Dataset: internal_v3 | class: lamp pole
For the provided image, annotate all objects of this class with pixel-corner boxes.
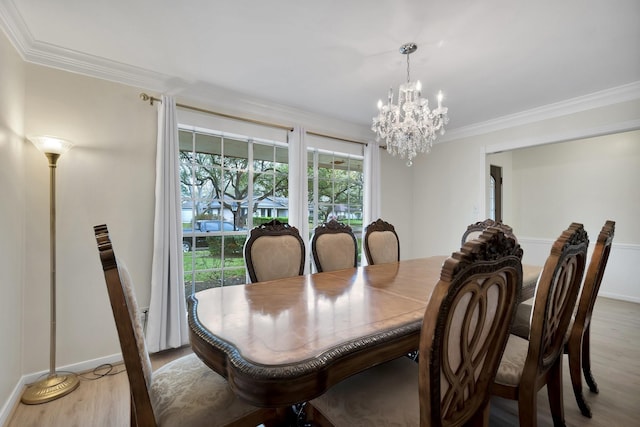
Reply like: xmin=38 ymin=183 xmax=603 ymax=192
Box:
xmin=21 ymin=137 xmax=79 ymax=405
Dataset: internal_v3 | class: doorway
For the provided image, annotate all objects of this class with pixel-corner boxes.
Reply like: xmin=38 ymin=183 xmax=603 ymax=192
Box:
xmin=490 ymin=165 xmax=503 ymax=222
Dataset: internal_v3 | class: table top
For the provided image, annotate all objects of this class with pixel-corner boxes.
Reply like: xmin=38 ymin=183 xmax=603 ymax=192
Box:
xmin=188 ymin=256 xmax=447 ymax=407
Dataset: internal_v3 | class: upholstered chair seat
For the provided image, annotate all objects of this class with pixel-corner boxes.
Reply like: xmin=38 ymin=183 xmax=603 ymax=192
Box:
xmin=150 ymin=353 xmax=260 ymax=426
xmin=308 ymin=357 xmax=421 ymax=426
xmin=511 ymin=296 xmax=535 ymax=339
xmin=521 ymin=264 xmax=542 ymax=301
xmin=494 ymin=334 xmax=533 ymax=386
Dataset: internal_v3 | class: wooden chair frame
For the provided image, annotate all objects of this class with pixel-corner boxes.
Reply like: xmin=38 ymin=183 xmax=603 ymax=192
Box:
xmin=363 ymin=218 xmax=400 ymax=265
xmin=311 ymin=219 xmax=358 ymax=272
xmin=423 ymin=228 xmax=523 ymax=426
xmin=461 ymin=219 xmax=517 ymax=247
xmin=94 ymin=224 xmax=282 ymax=427
xmin=243 ymin=219 xmax=305 ymax=283
xmin=492 ymin=222 xmax=589 ymax=427
xmin=567 ymin=220 xmax=615 ymax=417
xmin=95 ymin=225 xmax=157 ymax=426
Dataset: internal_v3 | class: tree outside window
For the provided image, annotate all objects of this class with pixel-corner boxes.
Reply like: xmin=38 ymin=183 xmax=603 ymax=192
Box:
xmin=179 ymin=129 xmax=288 ymax=295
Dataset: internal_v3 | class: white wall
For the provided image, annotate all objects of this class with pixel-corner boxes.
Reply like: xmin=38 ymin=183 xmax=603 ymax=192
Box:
xmin=22 ymin=64 xmax=159 ymax=373
xmin=489 ymin=130 xmax=640 ymax=301
xmin=410 ymin=137 xmax=488 ymax=258
xmin=379 ymin=151 xmax=413 ymax=260
xmin=411 ymin=101 xmax=640 ymax=301
xmin=510 ymin=131 xmax=640 ymax=242
xmin=0 ymin=30 xmax=25 ymax=422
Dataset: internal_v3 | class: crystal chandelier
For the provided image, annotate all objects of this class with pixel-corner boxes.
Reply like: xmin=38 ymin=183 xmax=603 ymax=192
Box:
xmin=372 ymin=42 xmax=449 ymax=166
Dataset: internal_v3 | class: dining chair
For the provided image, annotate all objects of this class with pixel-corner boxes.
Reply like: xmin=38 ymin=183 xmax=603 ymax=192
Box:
xmin=511 ymin=220 xmax=615 ymax=418
xmin=491 ymin=222 xmax=589 ymax=427
xmin=462 ymin=219 xmax=539 ymax=303
xmin=461 ymin=218 xmax=517 ymax=246
xmin=243 ymin=219 xmax=306 ymax=283
xmin=306 ymin=227 xmax=523 ymax=426
xmin=94 ymin=224 xmax=283 ymax=427
xmin=311 ymin=219 xmax=358 ymax=272
xmin=363 ymin=218 xmax=400 ymax=265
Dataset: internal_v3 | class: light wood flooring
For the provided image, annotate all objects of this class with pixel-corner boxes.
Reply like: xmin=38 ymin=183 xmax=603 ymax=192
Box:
xmin=6 ymin=297 xmax=640 ymax=427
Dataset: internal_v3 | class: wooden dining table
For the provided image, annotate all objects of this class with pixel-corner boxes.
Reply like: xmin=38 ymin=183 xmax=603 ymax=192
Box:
xmin=187 ymin=256 xmax=449 ymax=407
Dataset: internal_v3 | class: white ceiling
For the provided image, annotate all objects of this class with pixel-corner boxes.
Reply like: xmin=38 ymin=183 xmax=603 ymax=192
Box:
xmin=1 ymin=0 xmax=639 ymax=131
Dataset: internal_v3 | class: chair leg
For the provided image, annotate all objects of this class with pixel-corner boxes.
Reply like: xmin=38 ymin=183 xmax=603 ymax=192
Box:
xmin=305 ymin=402 xmax=335 ymax=427
xmin=547 ymin=358 xmax=567 ymax=427
xmin=568 ymin=332 xmax=592 ymax=418
xmin=517 ymin=387 xmax=538 ymax=427
xmin=582 ymin=325 xmax=599 ymax=394
xmin=130 ymin=395 xmax=138 ymax=427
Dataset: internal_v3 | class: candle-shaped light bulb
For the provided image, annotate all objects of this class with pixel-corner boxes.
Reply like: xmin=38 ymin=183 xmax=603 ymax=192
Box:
xmin=377 ymin=99 xmax=383 ymax=110
xmin=437 ymin=91 xmax=443 ymax=109
xmin=416 ymin=80 xmax=422 ymax=93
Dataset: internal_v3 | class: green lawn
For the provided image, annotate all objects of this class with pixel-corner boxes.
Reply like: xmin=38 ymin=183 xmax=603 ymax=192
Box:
xmin=183 ymin=250 xmax=246 ymax=295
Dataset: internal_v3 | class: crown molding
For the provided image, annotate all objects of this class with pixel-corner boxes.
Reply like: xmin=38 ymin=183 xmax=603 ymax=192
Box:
xmin=484 ymin=118 xmax=640 ymax=154
xmin=0 ymin=0 xmax=170 ymax=90
xmin=440 ymin=81 xmax=640 ymax=142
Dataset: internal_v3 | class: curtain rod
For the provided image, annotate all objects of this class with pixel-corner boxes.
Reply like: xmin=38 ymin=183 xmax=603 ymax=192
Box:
xmin=139 ymin=93 xmax=294 ymax=132
xmin=305 ymin=130 xmax=368 ymax=146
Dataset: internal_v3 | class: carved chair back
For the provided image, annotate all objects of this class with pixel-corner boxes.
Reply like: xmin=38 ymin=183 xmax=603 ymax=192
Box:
xmin=420 ymin=228 xmax=523 ymax=425
xmin=566 ymin=220 xmax=615 ymax=416
xmin=363 ymin=218 xmax=400 ymax=265
xmin=244 ymin=219 xmax=306 ymax=283
xmin=570 ymin=220 xmax=614 ymax=347
xmin=311 ymin=219 xmax=358 ymax=272
xmin=461 ymin=219 xmax=517 ymax=247
xmin=491 ymin=223 xmax=589 ymax=427
xmin=528 ymin=223 xmax=588 ymax=375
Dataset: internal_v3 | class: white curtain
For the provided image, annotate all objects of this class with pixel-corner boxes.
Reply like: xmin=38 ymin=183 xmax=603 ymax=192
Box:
xmin=362 ymin=141 xmax=382 ymax=265
xmin=146 ymin=95 xmax=189 ymax=352
xmin=288 ymin=126 xmax=310 ymax=274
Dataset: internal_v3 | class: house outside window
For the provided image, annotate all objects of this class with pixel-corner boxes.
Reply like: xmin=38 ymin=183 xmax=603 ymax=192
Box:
xmin=179 ymin=128 xmax=288 ymax=295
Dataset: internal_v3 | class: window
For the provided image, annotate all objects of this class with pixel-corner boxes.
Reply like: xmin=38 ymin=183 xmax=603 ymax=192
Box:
xmin=179 ymin=128 xmax=288 ymax=295
xmin=308 ymin=149 xmax=364 ymax=268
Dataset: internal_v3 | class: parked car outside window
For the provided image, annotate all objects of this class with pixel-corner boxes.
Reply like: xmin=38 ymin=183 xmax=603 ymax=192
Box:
xmin=182 ymin=220 xmax=245 ymax=252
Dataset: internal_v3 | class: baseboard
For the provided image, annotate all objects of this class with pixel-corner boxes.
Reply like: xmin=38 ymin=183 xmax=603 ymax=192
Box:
xmin=599 ymin=292 xmax=640 ymax=304
xmin=518 ymin=237 xmax=640 ymax=303
xmin=0 ymin=379 xmax=24 ymax=427
xmin=0 ymin=352 xmax=123 ymax=426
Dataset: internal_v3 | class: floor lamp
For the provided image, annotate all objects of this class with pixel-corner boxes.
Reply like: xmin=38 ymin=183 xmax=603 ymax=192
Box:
xmin=21 ymin=136 xmax=80 ymax=405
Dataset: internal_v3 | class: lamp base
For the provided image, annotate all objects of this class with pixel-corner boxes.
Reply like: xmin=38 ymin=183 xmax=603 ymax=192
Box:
xmin=21 ymin=372 xmax=80 ymax=405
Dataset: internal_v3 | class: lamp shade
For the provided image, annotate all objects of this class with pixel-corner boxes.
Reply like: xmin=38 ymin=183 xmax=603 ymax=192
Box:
xmin=28 ymin=136 xmax=74 ymax=155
